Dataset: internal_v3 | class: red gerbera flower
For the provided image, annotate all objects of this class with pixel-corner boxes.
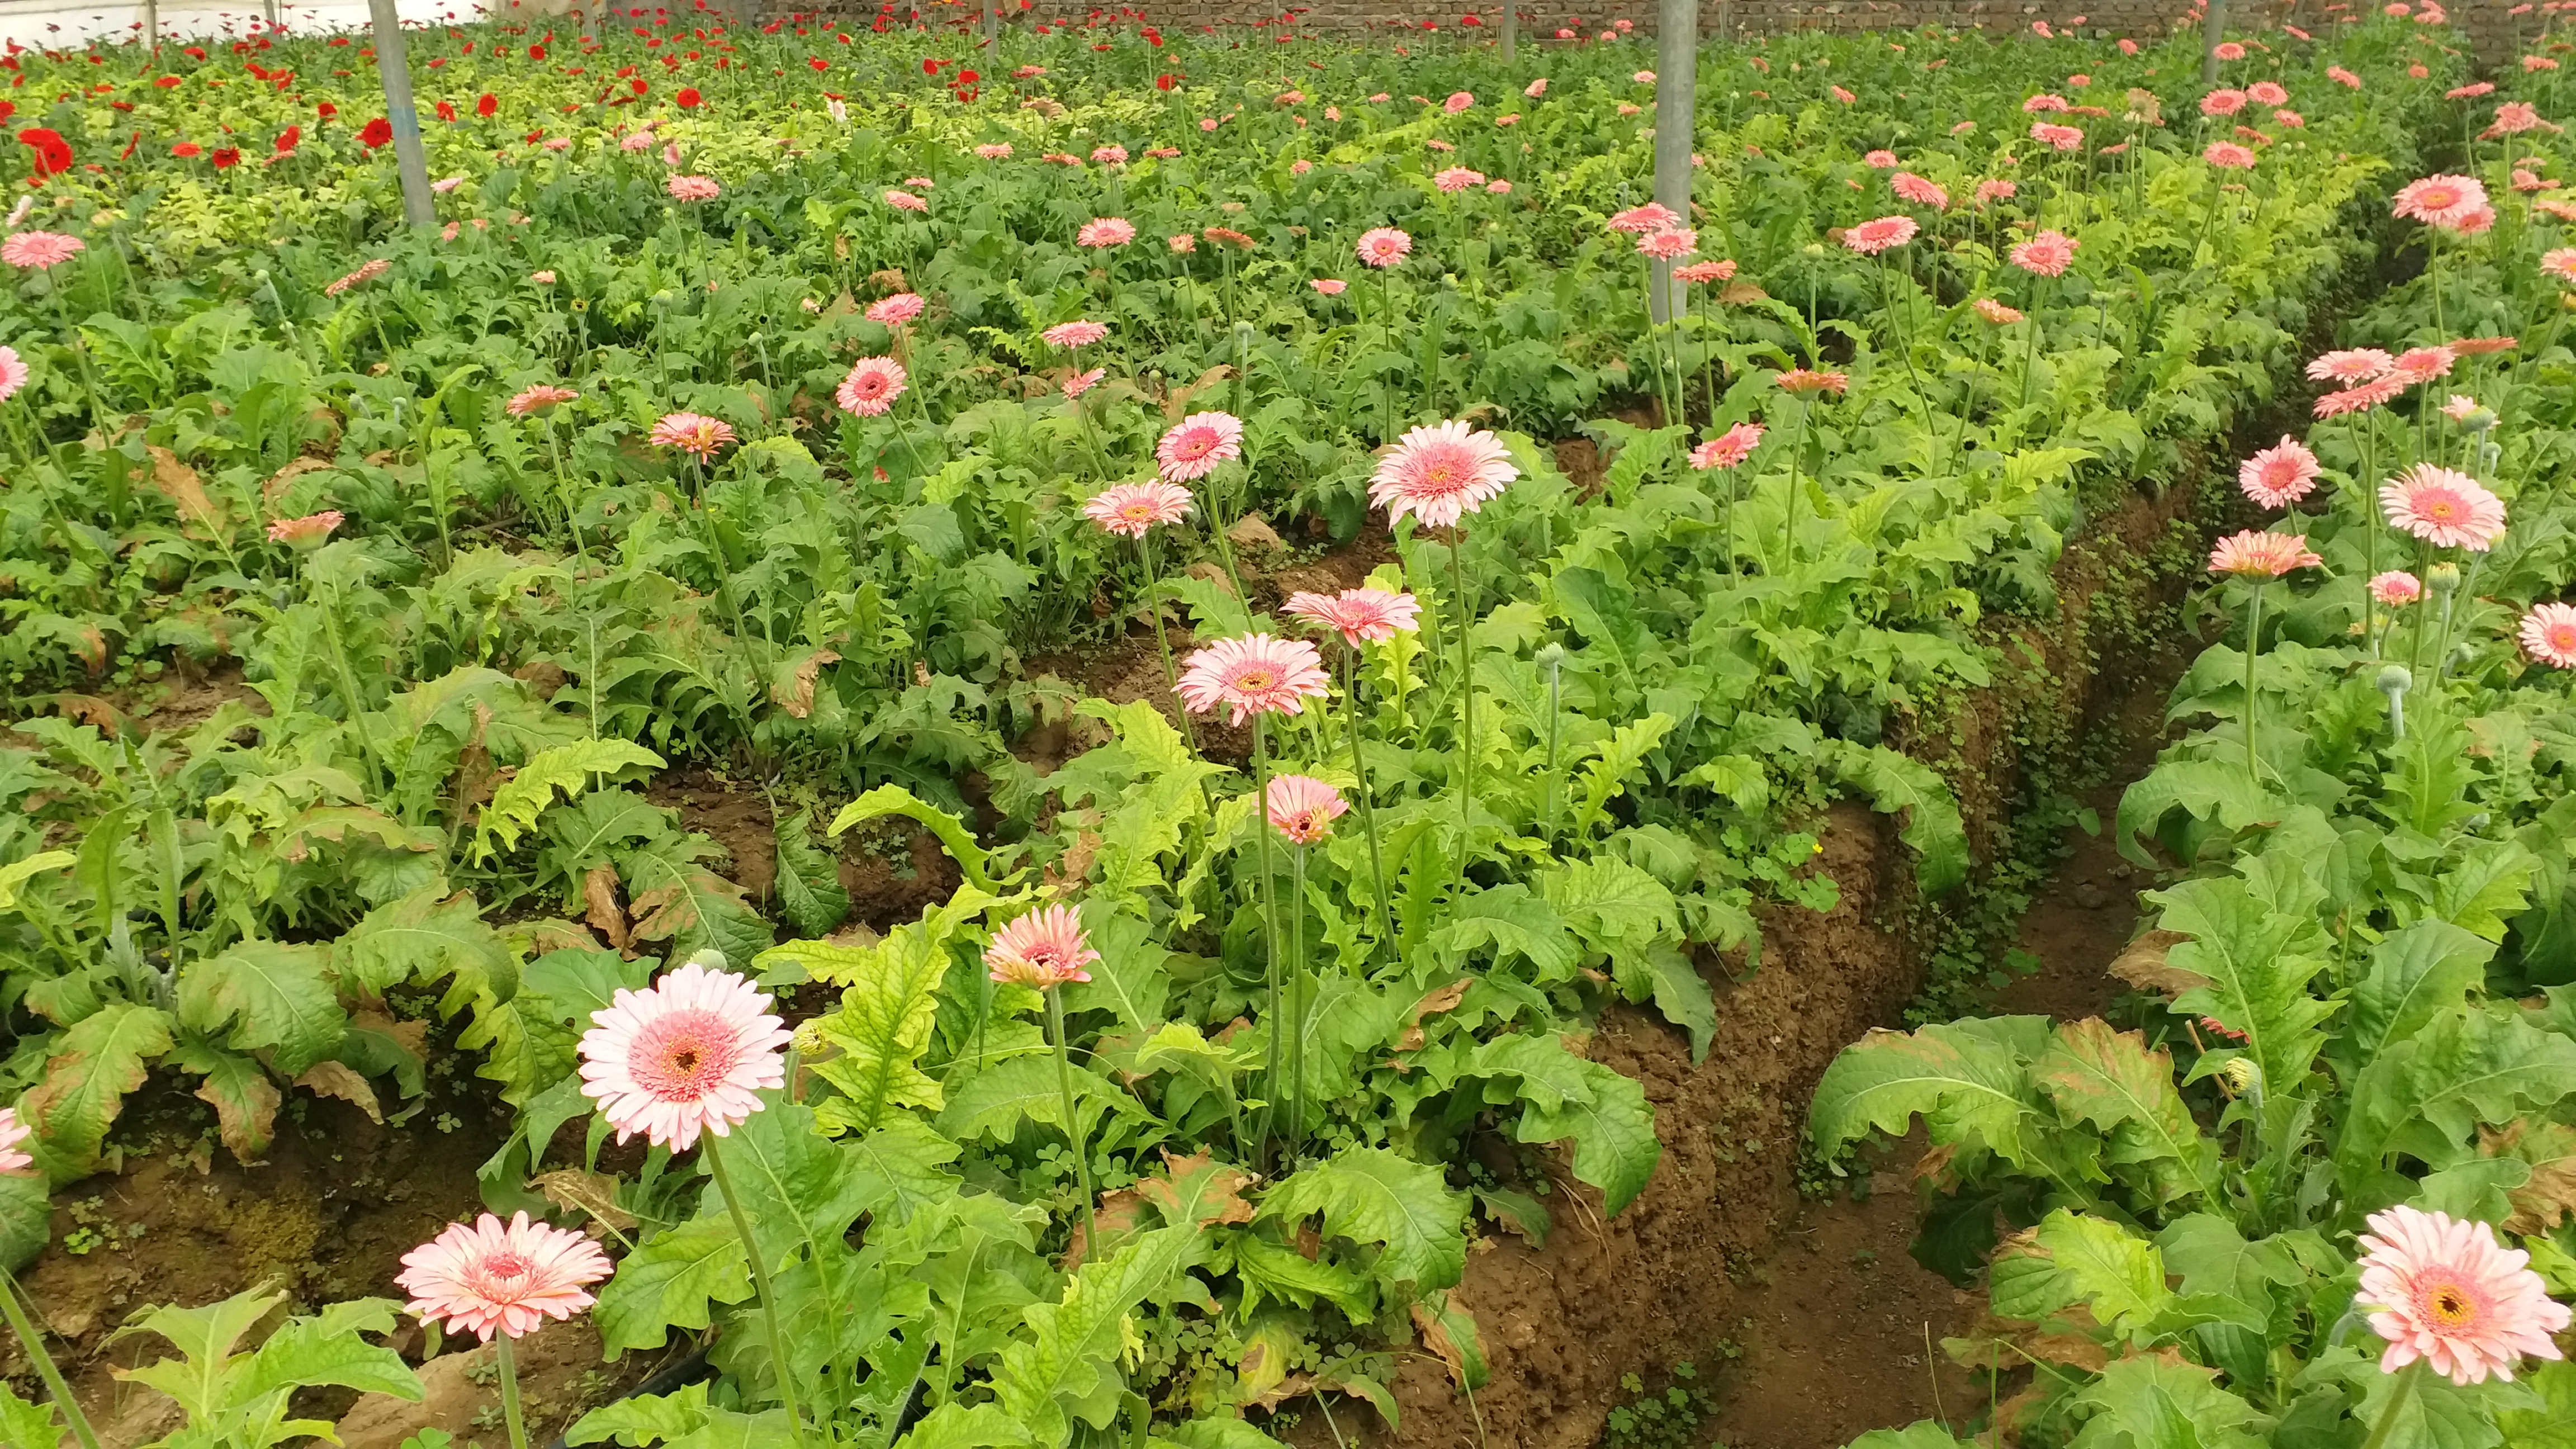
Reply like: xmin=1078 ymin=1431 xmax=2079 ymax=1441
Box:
xmin=477 ymin=92 xmax=498 ymax=116
xmin=359 ymin=116 xmax=394 ymax=149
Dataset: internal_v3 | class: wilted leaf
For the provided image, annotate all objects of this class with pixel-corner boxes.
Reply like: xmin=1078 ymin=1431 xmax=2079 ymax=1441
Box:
xmin=2106 ymin=930 xmax=2201 ymax=997
xmin=533 ymin=1169 xmax=637 ymax=1232
xmin=293 ymin=1061 xmax=381 ymax=1123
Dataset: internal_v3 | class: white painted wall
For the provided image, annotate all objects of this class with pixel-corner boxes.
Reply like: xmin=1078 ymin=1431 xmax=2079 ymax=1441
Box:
xmin=0 ymin=0 xmax=480 ymax=49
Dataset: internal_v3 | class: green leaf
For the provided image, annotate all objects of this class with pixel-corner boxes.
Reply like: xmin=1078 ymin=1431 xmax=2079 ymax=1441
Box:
xmin=1261 ymin=1147 xmax=1470 ymax=1295
xmin=994 ymin=1224 xmax=1209 ymax=1443
xmin=2341 ymin=1007 xmax=2576 ymax=1187
xmin=22 ymin=1002 xmax=177 ymax=1177
xmin=2032 ymin=1018 xmax=2219 ymax=1207
xmin=113 ymin=1287 xmax=288 ymax=1421
xmin=846 ymin=1112 xmax=965 ymax=1218
xmin=177 ymin=940 xmax=344 ymax=1077
xmin=1811 ymin=1017 xmax=2053 ymax=1173
xmin=472 ymin=738 xmax=665 ymax=865
xmin=0 ymin=1171 xmax=49 ymax=1270
xmin=2153 ymin=1214 xmax=2302 ymax=1313
xmin=2071 ymin=1352 xmax=2261 ymax=1448
xmin=1568 ymin=713 xmax=1676 ymax=838
xmin=1432 ymin=884 xmax=1579 ymax=983
xmin=827 ymin=784 xmax=997 ymax=892
xmin=622 ymin=842 xmax=774 ymax=969
xmin=1829 ymin=742 xmax=1968 ymax=894
xmin=0 ymin=849 xmax=73 ymax=913
xmin=1410 ymin=1287 xmax=1488 ymax=1389
xmin=0 ymin=1382 xmax=70 ymax=1449
xmin=335 ymin=887 xmax=519 ymax=1016
xmin=2497 ymin=1357 xmax=2576 ymax=1446
xmin=1233 ymin=1234 xmax=1375 ymax=1319
xmin=173 ymin=1040 xmax=281 ymax=1162
xmin=1059 ymin=904 xmax=1169 ymax=1036
xmin=770 ymin=809 xmax=850 ymax=939
xmin=1497 ymin=1044 xmax=1661 ymax=1215
xmin=2346 ymin=921 xmax=2494 ymax=1065
xmin=765 ymin=884 xmax=995 ymax=1135
xmin=2035 ymin=1210 xmax=2171 ymax=1342
xmin=1849 ymin=1428 xmax=1976 ymax=1449
xmin=591 ymin=1218 xmax=752 ymax=1354
xmin=939 ymin=1053 xmax=1124 ymax=1144
xmin=2150 ymin=874 xmax=2337 ymax=1097
xmin=240 ymin=1298 xmax=422 ymax=1404
xmin=2432 ymin=840 xmax=2537 ymax=945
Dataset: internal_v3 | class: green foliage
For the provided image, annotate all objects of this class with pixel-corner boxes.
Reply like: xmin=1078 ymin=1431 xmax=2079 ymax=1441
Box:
xmin=111 ymin=1289 xmax=423 ymax=1449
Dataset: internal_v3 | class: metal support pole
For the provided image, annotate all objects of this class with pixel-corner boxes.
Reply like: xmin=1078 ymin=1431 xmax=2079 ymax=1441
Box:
xmin=367 ymin=0 xmax=437 ymax=228
xmin=984 ymin=1 xmax=998 ymax=48
xmin=263 ymin=0 xmax=279 ymax=32
xmin=2200 ymin=0 xmax=2227 ymax=84
xmin=143 ymin=0 xmax=157 ymax=67
xmin=1649 ymin=0 xmax=1697 ymax=324
xmin=1499 ymin=2 xmax=1514 ymax=62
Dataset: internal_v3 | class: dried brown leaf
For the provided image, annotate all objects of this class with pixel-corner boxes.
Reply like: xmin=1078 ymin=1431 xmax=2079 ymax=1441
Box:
xmin=532 ymin=1169 xmax=637 ymax=1231
xmin=2108 ymin=929 xmax=2204 ymax=997
xmin=293 ymin=1061 xmax=382 ymax=1123
xmin=584 ymin=865 xmax=629 ymax=952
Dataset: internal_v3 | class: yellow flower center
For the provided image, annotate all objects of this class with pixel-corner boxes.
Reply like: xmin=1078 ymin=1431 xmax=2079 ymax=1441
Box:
xmin=1237 ymin=668 xmax=1275 ymax=691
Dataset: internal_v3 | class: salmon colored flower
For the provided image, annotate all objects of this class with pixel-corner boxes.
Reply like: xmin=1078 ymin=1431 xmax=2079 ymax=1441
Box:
xmin=2383 ymin=464 xmax=2507 ymax=550
xmin=2204 ymin=141 xmax=2258 ymax=169
xmin=1063 ymin=368 xmax=1106 ymax=400
xmin=836 ymin=357 xmax=908 ymax=418
xmin=1312 ymin=278 xmax=1348 ymax=294
xmin=1690 ymin=422 xmax=1765 ymax=469
xmin=507 ymin=384 xmax=579 ymax=416
xmin=397 ymin=1212 xmax=612 ymax=1342
xmin=1444 ymin=89 xmax=1475 ymax=113
xmin=1156 ymin=411 xmax=1245 ymax=482
xmin=866 ymin=292 xmax=925 ymax=327
xmin=1 ymin=231 xmax=83 ymax=269
xmin=1370 ymin=419 xmax=1518 ymax=529
xmin=268 ymin=510 xmax=344 ymax=549
xmin=1672 ymin=259 xmax=1736 ymax=283
xmin=884 ymin=188 xmax=929 ymax=213
xmin=1284 ymin=586 xmax=1420 ymax=645
xmin=2329 ymin=65 xmax=2361 ymax=87
xmin=1169 ymin=233 xmax=1198 ymax=253
xmin=2314 ymin=378 xmax=2405 ymax=418
xmin=1433 ymin=165 xmax=1486 ymax=193
xmin=2248 ymin=80 xmax=2289 ymax=105
xmin=0 ymin=345 xmax=27 ymax=403
xmin=983 ymin=905 xmax=1098 ymax=989
xmin=976 ymin=143 xmax=1013 ymax=159
xmin=1639 ymin=226 xmax=1698 ymax=259
xmin=1892 ymin=172 xmax=1949 ymax=209
xmin=1974 ymin=298 xmax=2025 ymax=325
xmin=1042 ymin=319 xmax=1109 ymax=348
xmin=1175 ymin=633 xmax=1332 ymax=724
xmin=2394 ymin=174 xmax=2490 ymax=229
xmin=1082 ymin=480 xmax=1195 ymax=537
xmin=2522 ymin=602 xmax=2576 ymax=667
xmin=2357 ymin=1205 xmax=2570 ymax=1385
xmin=1777 ymin=368 xmax=1850 ymax=394
xmin=1843 ymin=215 xmax=1917 ymax=253
xmin=649 ymin=411 xmax=737 ymax=459
xmin=1607 ymin=201 xmax=1682 ymax=234
xmin=578 ymin=958 xmax=791 ymax=1151
xmin=2238 ymin=437 xmax=2322 ymax=509
xmin=666 ymin=174 xmax=720 ymax=202
xmin=2010 ymin=229 xmax=2078 ymax=277
xmin=1863 ymin=148 xmax=1899 ymax=168
xmin=2030 ymin=121 xmax=2085 ymax=151
xmin=2372 ymin=571 xmax=2425 ymax=606
xmin=1356 ymin=226 xmax=1413 ymax=267
xmin=2389 ymin=345 xmax=2458 ymax=385
xmin=1265 ymin=774 xmax=1348 ymax=844
xmin=1975 ymin=178 xmax=2019 ymax=207
xmin=2207 ymin=529 xmax=2323 ymax=577
xmin=0 ymin=1107 xmax=29 ymax=1176
xmin=1077 ymin=216 xmax=1136 ymax=247
xmin=2308 ymin=348 xmax=2394 ymax=383
xmin=2201 ymin=87 xmax=2248 ymax=116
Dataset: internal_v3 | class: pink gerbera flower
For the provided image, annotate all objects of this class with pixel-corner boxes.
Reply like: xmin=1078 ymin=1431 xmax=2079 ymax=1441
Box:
xmin=2357 ymin=1205 xmax=2571 ymax=1385
xmin=0 ymin=345 xmax=29 ymax=404
xmin=1369 ymin=419 xmax=1518 ymax=529
xmin=506 ymin=384 xmax=579 ymax=417
xmin=1175 ymin=633 xmax=1332 ymax=724
xmin=1082 ymin=480 xmax=1195 ymax=537
xmin=1156 ymin=411 xmax=1245 ymax=482
xmin=2239 ymin=436 xmax=2322 ymax=509
xmin=2315 ymin=378 xmax=2406 ymax=418
xmin=2010 ymin=229 xmax=2079 ymax=277
xmin=268 ymin=510 xmax=345 ymax=549
xmin=2522 ymin=602 xmax=2576 ymax=667
xmin=1077 ymin=216 xmax=1137 ymax=247
xmin=1842 ymin=215 xmax=1919 ymax=254
xmin=1974 ymin=298 xmax=2025 ymax=325
xmin=0 ymin=231 xmax=84 ymax=269
xmin=650 ymin=412 xmax=736 ymax=460
xmin=1690 ymin=421 xmax=1765 ymax=470
xmin=976 ymin=143 xmax=1014 ymax=159
xmin=2248 ymin=80 xmax=2289 ymax=106
xmin=2393 ymin=174 xmax=2490 ymax=228
xmin=866 ymin=292 xmax=926 ymax=327
xmin=1283 ymin=586 xmax=1421 ymax=645
xmin=2200 ymin=87 xmax=2249 ymax=116
xmin=1433 ymin=166 xmax=1487 ymax=193
xmin=1356 ymin=226 xmax=1413 ymax=267
xmin=665 ymin=174 xmax=721 ymax=202
xmin=2390 ymin=346 xmax=2458 ymax=385
xmin=1863 ymin=148 xmax=1900 ymax=168
xmin=0 ymin=1107 xmax=32 ymax=1176
xmin=982 ymin=905 xmax=1098 ymax=989
xmin=577 ymin=959 xmax=792 ymax=1152
xmin=2208 ymin=529 xmax=2323 ymax=577
xmin=1041 ymin=319 xmax=1110 ymax=348
xmin=1607 ymin=201 xmax=1682 ymax=234
xmin=2382 ymin=463 xmax=2508 ymax=550
xmin=2308 ymin=348 xmax=2395 ymax=383
xmin=1777 ymin=368 xmax=1850 ymax=395
xmin=836 ymin=357 xmax=908 ymax=418
xmin=396 ymin=1212 xmax=612 ymax=1342
xmin=1063 ymin=367 xmax=1106 ymax=400
xmin=1892 ymin=172 xmax=1950 ymax=209
xmin=1672 ymin=259 xmax=1736 ymax=284
xmin=884 ymin=188 xmax=929 ymax=212
xmin=2371 ymin=571 xmax=2425 ymax=606
xmin=1312 ymin=278 xmax=1348 ymax=295
xmin=2030 ymin=121 xmax=2086 ymax=151
xmin=1638 ymin=226 xmax=1698 ymax=259
xmin=1265 ymin=774 xmax=1349 ymax=845
xmin=2204 ymin=141 xmax=2259 ymax=169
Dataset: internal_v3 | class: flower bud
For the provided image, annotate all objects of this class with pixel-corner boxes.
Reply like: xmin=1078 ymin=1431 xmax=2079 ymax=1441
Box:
xmin=2427 ymin=562 xmax=2462 ymax=596
xmin=2220 ymin=1056 xmax=2260 ymax=1095
xmin=2376 ymin=664 xmax=2413 ymax=697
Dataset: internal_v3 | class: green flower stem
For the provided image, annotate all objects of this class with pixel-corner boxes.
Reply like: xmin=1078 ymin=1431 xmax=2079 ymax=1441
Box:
xmin=1251 ymin=713 xmax=1282 ymax=1169
xmin=1287 ymin=842 xmax=1309 ymax=1162
xmin=1138 ymin=532 xmax=1195 ymax=751
xmin=2243 ymin=580 xmax=2266 ymax=788
xmin=702 ymin=1132 xmax=808 ymax=1449
xmin=495 ymin=1331 xmax=530 ymax=1449
xmin=2361 ymin=410 xmax=2381 ymax=655
xmin=1045 ymin=987 xmax=1098 ymax=1256
xmin=2357 ymin=1361 xmax=2422 ymax=1449
xmin=1341 ymin=649 xmax=1395 ymax=947
xmin=46 ymin=273 xmax=107 ymax=429
xmin=1781 ymin=398 xmax=1816 ymax=568
xmin=0 ymin=1268 xmax=102 ymax=1449
xmin=545 ymin=419 xmax=586 ymax=567
xmin=1447 ymin=533 xmax=1476 ymax=897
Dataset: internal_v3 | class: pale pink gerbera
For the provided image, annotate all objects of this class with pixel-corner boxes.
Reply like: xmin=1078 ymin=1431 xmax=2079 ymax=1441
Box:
xmin=0 ymin=345 xmax=28 ymax=404
xmin=2010 ymin=229 xmax=2079 ymax=277
xmin=1175 ymin=633 xmax=1332 ymax=725
xmin=1077 ymin=216 xmax=1137 ymax=248
xmin=1638 ymin=226 xmax=1697 ymax=259
xmin=1063 ymin=368 xmax=1106 ymax=400
xmin=1356 ymin=227 xmax=1413 ymax=267
xmin=1445 ymin=89 xmax=1475 ymax=113
xmin=2208 ymin=529 xmax=2323 ymax=577
xmin=1041 ymin=319 xmax=1110 ymax=348
xmin=982 ymin=905 xmax=1098 ymax=989
xmin=2371 ymin=571 xmax=2425 ymax=606
xmin=2393 ymin=174 xmax=2490 ymax=228
xmin=2390 ymin=346 xmax=2458 ymax=386
xmin=2248 ymin=80 xmax=2289 ymax=106
xmin=2522 ymin=602 xmax=2576 ymax=667
xmin=324 ymin=259 xmax=391 ymax=297
xmin=267 ymin=510 xmax=345 ymax=549
xmin=2357 ymin=1205 xmax=2571 ymax=1385
xmin=1777 ymin=368 xmax=1851 ymax=395
xmin=1169 ymin=234 xmax=1199 ymax=253
xmin=866 ymin=292 xmax=926 ymax=327
xmin=1082 ymin=480 xmax=1195 ymax=537
xmin=2442 ymin=394 xmax=2481 ymax=423
xmin=1974 ymin=298 xmax=2026 ymax=325
xmin=2030 ymin=121 xmax=2086 ymax=151
xmin=1284 ymin=586 xmax=1421 ymax=646
xmin=2200 ymin=87 xmax=2249 ymax=116
xmin=1892 ymin=172 xmax=1950 ymax=209
xmin=577 ymin=959 xmax=792 ymax=1152
xmin=2382 ymin=464 xmax=2508 ymax=551
xmin=1843 ymin=215 xmax=1919 ymax=254
xmin=2204 ymin=141 xmax=2259 ymax=169
xmin=1265 ymin=774 xmax=1349 ymax=845
xmin=1433 ymin=165 xmax=1487 ymax=193
xmin=975 ymin=143 xmax=1014 ymax=160
xmin=1672 ymin=259 xmax=1736 ymax=285
xmin=649 ymin=411 xmax=737 ymax=460
xmin=1607 ymin=201 xmax=1682 ymax=234
xmin=396 ymin=1212 xmax=612 ymax=1342
xmin=1974 ymin=179 xmax=2020 ymax=207
xmin=1690 ymin=421 xmax=1765 ymax=470
xmin=665 ymin=174 xmax=721 ymax=202
xmin=2307 ymin=348 xmax=2395 ymax=383
xmin=837 ymin=357 xmax=908 ymax=418
xmin=1156 ymin=411 xmax=1245 ymax=482
xmin=1092 ymin=144 xmax=1129 ymax=166
xmin=2239 ymin=436 xmax=2322 ymax=509
xmin=506 ymin=384 xmax=579 ymax=417
xmin=1370 ymin=419 xmax=1518 ymax=530
xmin=0 ymin=1106 xmax=32 ymax=1175
xmin=1312 ymin=278 xmax=1348 ymax=295
xmin=2315 ymin=378 xmax=2407 ymax=418
xmin=884 ymin=189 xmax=929 ymax=214
xmin=0 ymin=231 xmax=84 ymax=269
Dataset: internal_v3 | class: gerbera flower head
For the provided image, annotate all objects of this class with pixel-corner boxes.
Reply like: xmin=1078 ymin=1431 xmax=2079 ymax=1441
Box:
xmin=2371 ymin=570 xmax=2425 ymax=606
xmin=866 ymin=292 xmax=926 ymax=327
xmin=0 ymin=1107 xmax=28 ymax=1176
xmin=2382 ymin=463 xmax=2507 ymax=550
xmin=982 ymin=904 xmax=1098 ymax=989
xmin=976 ymin=143 xmax=1014 ymax=159
xmin=1042 ymin=319 xmax=1110 ymax=348
xmin=2522 ymin=602 xmax=2576 ymax=668
xmin=1689 ymin=421 xmax=1765 ymax=470
xmin=1356 ymin=226 xmax=1413 ymax=267
xmin=267 ymin=510 xmax=344 ymax=549
xmin=883 ymin=188 xmax=929 ymax=212
xmin=1863 ymin=148 xmax=1900 ymax=167
xmin=1265 ymin=774 xmax=1349 ymax=845
xmin=397 ymin=1212 xmax=612 ymax=1342
xmin=2357 ymin=1205 xmax=2572 ymax=1385
xmin=2454 ymin=335 xmax=2520 ymax=357
xmin=2010 ymin=229 xmax=2079 ymax=277
xmin=1777 ymin=368 xmax=1851 ymax=395
xmin=665 ymin=174 xmax=721 ymax=202
xmin=1077 ymin=216 xmax=1137 ymax=247
xmin=1283 ymin=586 xmax=1422 ymax=646
xmin=2315 ymin=378 xmax=2406 ymax=418
xmin=1607 ymin=201 xmax=1682 ymax=234
xmin=1433 ymin=165 xmax=1486 ymax=193
xmin=1892 ymin=172 xmax=1949 ymax=209
xmin=648 ymin=411 xmax=737 ymax=460
xmin=1671 ymin=259 xmax=1736 ymax=284
xmin=1174 ymin=633 xmax=1332 ymax=724
xmin=577 ymin=958 xmax=792 ymax=1151
xmin=1975 ymin=178 xmax=2019 ymax=207
xmin=836 ymin=357 xmax=908 ymax=418
xmin=2393 ymin=173 xmax=2491 ymax=228
xmin=2030 ymin=121 xmax=2086 ymax=151
xmin=2238 ymin=436 xmax=2322 ymax=509
xmin=1312 ymin=277 xmax=1349 ymax=295
xmin=2248 ymin=80 xmax=2289 ymax=105
xmin=2200 ymin=87 xmax=2249 ymax=116
xmin=507 ymin=384 xmax=579 ymax=417
xmin=1082 ymin=480 xmax=1195 ymax=538
xmin=0 ymin=231 xmax=83 ymax=269
xmin=1974 ymin=297 xmax=2025 ymax=325
xmin=0 ymin=345 xmax=29 ymax=404
xmin=2308 ymin=348 xmax=2395 ymax=383
xmin=2390 ymin=345 xmax=2459 ymax=385
xmin=2207 ymin=529 xmax=2323 ymax=577
xmin=1155 ymin=411 xmax=1246 ymax=483
xmin=2329 ymin=65 xmax=2362 ymax=88
xmin=2204 ymin=141 xmax=2259 ymax=169
xmin=1842 ymin=215 xmax=1919 ymax=254
xmin=1063 ymin=367 xmax=1107 ymax=400
xmin=1639 ymin=226 xmax=1698 ymax=259
xmin=1368 ymin=419 xmax=1518 ymax=529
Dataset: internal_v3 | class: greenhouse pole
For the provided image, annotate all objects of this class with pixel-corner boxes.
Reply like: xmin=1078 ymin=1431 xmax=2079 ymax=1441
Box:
xmin=1649 ymin=0 xmax=1697 ymax=324
xmin=2200 ymin=0 xmax=2226 ymax=84
xmin=1499 ymin=2 xmax=1514 ymax=62
xmin=367 ymin=0 xmax=438 ymax=228
xmin=985 ymin=1 xmax=999 ymax=48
